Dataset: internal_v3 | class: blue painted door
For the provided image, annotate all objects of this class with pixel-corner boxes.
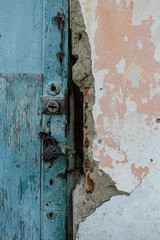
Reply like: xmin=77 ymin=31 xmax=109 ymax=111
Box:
xmin=0 ymin=0 xmax=70 ymax=239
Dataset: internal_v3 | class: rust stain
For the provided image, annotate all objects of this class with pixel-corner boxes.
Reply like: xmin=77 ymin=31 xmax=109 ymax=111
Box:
xmin=84 ymin=156 xmax=92 ymax=172
xmin=86 ymin=173 xmax=94 ymax=193
xmin=57 ymin=172 xmax=67 ymax=179
xmin=84 ymin=87 xmax=90 ymax=104
xmin=54 ymin=12 xmax=65 ymax=65
xmin=54 ymin=12 xmax=65 ymax=31
xmin=56 ymin=44 xmax=65 ymax=65
xmin=84 ymin=132 xmax=89 ymax=148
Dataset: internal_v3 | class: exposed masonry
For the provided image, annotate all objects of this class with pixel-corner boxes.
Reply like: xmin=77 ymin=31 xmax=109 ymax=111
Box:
xmin=71 ymin=0 xmax=128 ymax=236
xmin=71 ymin=0 xmax=160 ymax=239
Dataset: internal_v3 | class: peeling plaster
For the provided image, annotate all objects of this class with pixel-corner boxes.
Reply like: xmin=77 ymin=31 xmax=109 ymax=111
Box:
xmin=115 ymin=57 xmax=126 ymax=76
xmin=72 ymin=0 xmax=160 ymax=239
xmin=116 ymin=0 xmax=122 ymax=5
xmin=127 ymin=66 xmax=140 ymax=88
xmin=77 ymin=171 xmax=160 ymax=240
xmin=137 ymin=40 xmax=143 ymax=50
xmin=80 ymin=0 xmax=160 ymax=193
xmin=71 ymin=0 xmax=119 ymax=237
xmin=132 ymin=0 xmax=160 ymax=62
xmin=73 ymin=165 xmax=118 ymax=236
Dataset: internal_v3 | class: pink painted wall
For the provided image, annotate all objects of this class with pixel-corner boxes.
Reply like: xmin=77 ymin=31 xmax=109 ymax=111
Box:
xmin=80 ymin=0 xmax=160 ymax=192
xmin=77 ymin=0 xmax=160 ymax=239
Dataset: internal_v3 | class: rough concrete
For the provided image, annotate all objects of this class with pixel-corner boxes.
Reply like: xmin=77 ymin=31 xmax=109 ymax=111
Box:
xmin=73 ymin=165 xmax=118 ymax=235
xmin=71 ymin=0 xmax=121 ymax=236
xmin=77 ymin=170 xmax=160 ymax=240
xmin=71 ymin=0 xmax=93 ymax=91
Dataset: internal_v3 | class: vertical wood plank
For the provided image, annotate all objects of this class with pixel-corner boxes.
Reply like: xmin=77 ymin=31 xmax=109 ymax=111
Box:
xmin=0 ymin=1 xmax=43 ymax=239
xmin=0 ymin=73 xmax=42 ymax=239
xmin=42 ymin=0 xmax=69 ymax=239
xmin=0 ymin=0 xmax=70 ymax=238
xmin=0 ymin=0 xmax=42 ymax=73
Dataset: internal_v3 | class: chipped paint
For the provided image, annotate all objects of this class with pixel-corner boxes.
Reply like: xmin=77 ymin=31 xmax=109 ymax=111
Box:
xmin=79 ymin=0 xmax=160 ymax=193
xmin=77 ymin=171 xmax=160 ymax=240
xmin=71 ymin=1 xmax=118 ymax=237
xmin=73 ymin=0 xmax=160 ymax=238
xmin=0 ymin=0 xmax=70 ymax=238
xmin=115 ymin=57 xmax=126 ymax=76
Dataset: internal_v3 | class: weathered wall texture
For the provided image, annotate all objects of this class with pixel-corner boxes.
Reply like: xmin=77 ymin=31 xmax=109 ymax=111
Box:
xmin=71 ymin=0 xmax=120 ymax=235
xmin=72 ymin=0 xmax=160 ymax=239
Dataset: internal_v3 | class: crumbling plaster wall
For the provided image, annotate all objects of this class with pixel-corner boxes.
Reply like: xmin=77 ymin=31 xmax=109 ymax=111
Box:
xmin=71 ymin=0 xmax=160 ymax=239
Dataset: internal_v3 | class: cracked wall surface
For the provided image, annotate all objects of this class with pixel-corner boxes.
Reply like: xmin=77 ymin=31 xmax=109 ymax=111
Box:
xmin=71 ymin=0 xmax=120 ymax=236
xmin=71 ymin=0 xmax=160 ymax=239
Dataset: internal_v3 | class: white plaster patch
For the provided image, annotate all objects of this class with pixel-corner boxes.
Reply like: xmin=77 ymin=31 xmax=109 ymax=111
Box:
xmin=137 ymin=40 xmax=143 ymax=50
xmin=154 ymin=72 xmax=160 ymax=83
xmin=125 ymin=0 xmax=131 ymax=8
xmin=124 ymin=35 xmax=128 ymax=42
xmin=141 ymin=78 xmax=147 ymax=84
xmin=93 ymin=69 xmax=109 ymax=121
xmin=141 ymin=98 xmax=148 ymax=104
xmin=127 ymin=66 xmax=140 ymax=88
xmin=93 ymin=111 xmax=160 ymax=192
xmin=126 ymin=97 xmax=137 ymax=112
xmin=77 ymin=171 xmax=160 ymax=240
xmin=132 ymin=0 xmax=160 ymax=62
xmin=114 ymin=87 xmax=123 ymax=104
xmin=115 ymin=57 xmax=126 ymax=75
xmin=116 ymin=0 xmax=121 ymax=5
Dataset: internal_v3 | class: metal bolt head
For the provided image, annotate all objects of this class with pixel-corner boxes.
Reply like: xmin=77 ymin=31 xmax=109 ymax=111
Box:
xmin=47 ymin=101 xmax=59 ymax=113
xmin=47 ymin=82 xmax=60 ymax=96
xmin=47 ymin=211 xmax=55 ymax=219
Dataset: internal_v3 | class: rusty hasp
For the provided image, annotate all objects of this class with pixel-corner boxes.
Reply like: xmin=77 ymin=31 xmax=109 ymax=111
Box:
xmin=39 ymin=132 xmax=63 ymax=164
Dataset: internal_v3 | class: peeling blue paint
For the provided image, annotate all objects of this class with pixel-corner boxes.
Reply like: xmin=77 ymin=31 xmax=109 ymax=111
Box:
xmin=42 ymin=0 xmax=69 ymax=239
xmin=0 ymin=73 xmax=42 ymax=239
xmin=0 ymin=0 xmax=69 ymax=239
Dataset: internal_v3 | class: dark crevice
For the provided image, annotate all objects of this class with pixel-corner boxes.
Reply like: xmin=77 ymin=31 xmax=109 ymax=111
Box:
xmin=69 ymin=29 xmax=84 ymax=175
xmin=74 ymin=84 xmax=84 ymax=174
xmin=71 ymin=53 xmax=78 ymax=66
xmin=66 ymin=21 xmax=84 ymax=240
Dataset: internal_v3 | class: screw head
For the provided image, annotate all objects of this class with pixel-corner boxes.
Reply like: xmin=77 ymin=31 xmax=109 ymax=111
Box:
xmin=47 ymin=101 xmax=59 ymax=113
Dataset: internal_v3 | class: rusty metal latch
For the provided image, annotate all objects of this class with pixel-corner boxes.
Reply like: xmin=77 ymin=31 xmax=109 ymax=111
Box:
xmin=39 ymin=131 xmax=75 ymax=165
xmin=39 ymin=132 xmax=64 ymax=163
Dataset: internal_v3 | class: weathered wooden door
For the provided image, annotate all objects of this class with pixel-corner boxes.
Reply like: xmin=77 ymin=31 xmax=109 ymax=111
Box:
xmin=0 ymin=0 xmax=71 ymax=239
